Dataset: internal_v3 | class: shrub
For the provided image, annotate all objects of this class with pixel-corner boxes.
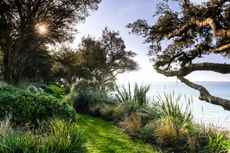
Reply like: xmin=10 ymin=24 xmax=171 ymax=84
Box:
xmin=0 ymin=86 xmax=76 ymax=127
xmin=45 ymin=84 xmax=66 ymax=99
xmin=141 ymin=94 xmax=195 ymax=152
xmin=68 ymin=89 xmax=109 ymax=113
xmin=153 ymin=116 xmax=192 ymax=149
xmin=195 ymin=128 xmax=230 ymax=153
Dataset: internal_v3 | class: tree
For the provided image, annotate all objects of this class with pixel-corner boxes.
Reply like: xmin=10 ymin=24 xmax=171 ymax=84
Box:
xmin=0 ymin=0 xmax=101 ymax=84
xmin=22 ymin=46 xmax=54 ymax=83
xmin=128 ymin=0 xmax=230 ymax=110
xmin=53 ymin=28 xmax=139 ymax=90
xmin=0 ymin=50 xmax=3 ymax=78
xmin=52 ymin=48 xmax=81 ymax=85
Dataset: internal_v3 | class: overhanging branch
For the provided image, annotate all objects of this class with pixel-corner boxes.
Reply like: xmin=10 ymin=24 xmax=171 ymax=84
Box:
xmin=155 ymin=62 xmax=230 ymax=77
xmin=155 ymin=62 xmax=230 ymax=110
xmin=178 ymin=76 xmax=230 ymax=110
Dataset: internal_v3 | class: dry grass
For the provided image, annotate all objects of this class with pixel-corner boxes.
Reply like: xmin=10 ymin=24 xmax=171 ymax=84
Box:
xmin=119 ymin=114 xmax=142 ymax=136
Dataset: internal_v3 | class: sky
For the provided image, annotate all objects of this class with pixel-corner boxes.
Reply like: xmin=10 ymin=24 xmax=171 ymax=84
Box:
xmin=73 ymin=0 xmax=230 ymax=84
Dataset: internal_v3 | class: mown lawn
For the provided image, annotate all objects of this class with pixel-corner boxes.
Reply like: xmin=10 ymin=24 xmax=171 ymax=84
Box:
xmin=76 ymin=114 xmax=159 ymax=153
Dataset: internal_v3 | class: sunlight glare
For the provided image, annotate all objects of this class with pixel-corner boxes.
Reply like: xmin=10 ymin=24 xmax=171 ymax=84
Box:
xmin=35 ymin=23 xmax=48 ymax=35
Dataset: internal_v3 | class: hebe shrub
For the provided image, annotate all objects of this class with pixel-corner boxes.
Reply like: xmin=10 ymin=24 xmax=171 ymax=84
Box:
xmin=0 ymin=86 xmax=76 ymax=127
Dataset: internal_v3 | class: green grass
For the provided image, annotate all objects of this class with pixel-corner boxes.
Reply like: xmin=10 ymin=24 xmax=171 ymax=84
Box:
xmin=76 ymin=114 xmax=159 ymax=153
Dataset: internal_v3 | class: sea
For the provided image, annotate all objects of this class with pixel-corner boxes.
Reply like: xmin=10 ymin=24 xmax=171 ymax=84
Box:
xmin=149 ymin=82 xmax=230 ymax=130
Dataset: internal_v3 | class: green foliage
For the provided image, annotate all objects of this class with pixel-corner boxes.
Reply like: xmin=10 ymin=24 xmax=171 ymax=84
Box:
xmin=141 ymin=94 xmax=194 ymax=152
xmin=116 ymin=83 xmax=150 ymax=105
xmin=76 ymin=114 xmax=158 ymax=153
xmin=0 ymin=118 xmax=86 ymax=153
xmin=53 ymin=28 xmax=138 ymax=87
xmin=206 ymin=132 xmax=230 ymax=153
xmin=70 ymin=90 xmax=109 ymax=113
xmin=0 ymin=86 xmax=76 ymax=127
xmin=115 ymin=83 xmax=150 ymax=116
xmin=153 ymin=93 xmax=193 ymax=122
xmin=44 ymin=119 xmax=87 ymax=153
xmin=0 ymin=0 xmax=101 ymax=84
xmin=195 ymin=128 xmax=230 ymax=153
xmin=45 ymin=84 xmax=65 ymax=99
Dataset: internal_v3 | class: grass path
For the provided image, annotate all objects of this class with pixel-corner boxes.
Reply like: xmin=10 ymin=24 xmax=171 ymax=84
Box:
xmin=76 ymin=114 xmax=159 ymax=153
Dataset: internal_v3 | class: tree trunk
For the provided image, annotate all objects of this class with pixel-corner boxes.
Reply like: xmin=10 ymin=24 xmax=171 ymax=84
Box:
xmin=3 ymin=40 xmax=28 ymax=85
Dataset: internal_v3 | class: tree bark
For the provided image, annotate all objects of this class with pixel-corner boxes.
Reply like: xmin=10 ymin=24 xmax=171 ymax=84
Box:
xmin=3 ymin=40 xmax=28 ymax=85
xmin=178 ymin=77 xmax=230 ymax=110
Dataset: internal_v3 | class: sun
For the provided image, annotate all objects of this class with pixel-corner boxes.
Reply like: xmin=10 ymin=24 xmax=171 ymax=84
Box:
xmin=35 ymin=23 xmax=48 ymax=35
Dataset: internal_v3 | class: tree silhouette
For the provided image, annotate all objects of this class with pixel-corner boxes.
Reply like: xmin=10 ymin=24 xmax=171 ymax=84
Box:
xmin=0 ymin=0 xmax=101 ymax=84
xmin=128 ymin=0 xmax=230 ymax=110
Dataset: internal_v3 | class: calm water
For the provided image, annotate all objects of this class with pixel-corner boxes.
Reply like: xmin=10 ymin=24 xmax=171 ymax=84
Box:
xmin=149 ymin=82 xmax=230 ymax=130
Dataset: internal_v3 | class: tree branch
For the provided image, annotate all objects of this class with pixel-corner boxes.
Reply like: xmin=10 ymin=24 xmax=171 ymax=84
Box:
xmin=211 ymin=44 xmax=230 ymax=53
xmin=177 ymin=76 xmax=230 ymax=110
xmin=168 ymin=17 xmax=230 ymax=39
xmin=155 ymin=62 xmax=230 ymax=77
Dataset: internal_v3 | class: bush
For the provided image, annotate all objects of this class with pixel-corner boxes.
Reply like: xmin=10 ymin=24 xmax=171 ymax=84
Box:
xmin=45 ymin=84 xmax=66 ymax=99
xmin=68 ymin=89 xmax=110 ymax=113
xmin=195 ymin=128 xmax=230 ymax=153
xmin=140 ymin=94 xmax=195 ymax=152
xmin=0 ymin=118 xmax=87 ymax=153
xmin=0 ymin=86 xmax=76 ymax=127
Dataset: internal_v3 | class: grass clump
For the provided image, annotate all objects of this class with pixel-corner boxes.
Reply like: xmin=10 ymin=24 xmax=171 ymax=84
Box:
xmin=0 ymin=118 xmax=86 ymax=153
xmin=140 ymin=94 xmax=195 ymax=152
xmin=44 ymin=118 xmax=87 ymax=153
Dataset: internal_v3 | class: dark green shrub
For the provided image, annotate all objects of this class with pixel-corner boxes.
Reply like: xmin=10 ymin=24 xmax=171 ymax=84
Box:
xmin=69 ymin=90 xmax=109 ymax=113
xmin=45 ymin=84 xmax=65 ymax=99
xmin=0 ymin=86 xmax=76 ymax=127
